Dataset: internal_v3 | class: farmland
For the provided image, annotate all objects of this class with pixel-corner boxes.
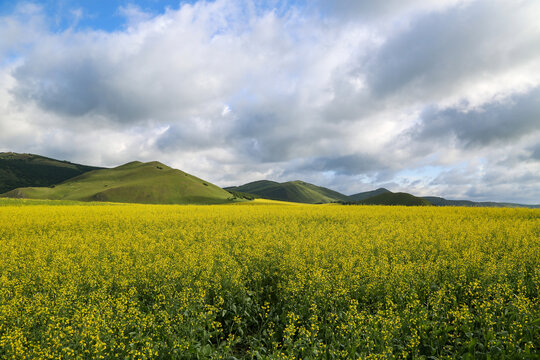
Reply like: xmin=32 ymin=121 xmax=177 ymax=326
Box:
xmin=0 ymin=199 xmax=538 ymax=359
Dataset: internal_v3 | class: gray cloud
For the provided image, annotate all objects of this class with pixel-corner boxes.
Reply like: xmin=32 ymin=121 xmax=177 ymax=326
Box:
xmin=430 ymin=165 xmax=540 ymax=204
xmin=9 ymin=3 xmax=255 ymax=123
xmin=13 ymin=55 xmax=110 ymax=118
xmin=318 ymin=0 xmax=466 ymax=22
xmin=530 ymin=144 xmax=540 ymax=161
xmin=1 ymin=0 xmax=539 ymax=203
xmin=297 ymin=154 xmax=383 ymax=176
xmin=365 ymin=0 xmax=540 ymax=101
xmin=414 ymin=86 xmax=540 ymax=147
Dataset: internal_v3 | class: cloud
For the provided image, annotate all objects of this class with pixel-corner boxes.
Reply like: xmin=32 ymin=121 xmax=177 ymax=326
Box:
xmin=0 ymin=4 xmax=46 ymax=61
xmin=319 ymin=0 xmax=470 ymax=22
xmin=297 ymin=154 xmax=383 ymax=176
xmin=364 ymin=0 xmax=540 ymax=103
xmin=427 ymin=160 xmax=540 ymax=204
xmin=10 ymin=4 xmax=242 ymax=123
xmin=0 ymin=0 xmax=539 ymax=203
xmin=413 ymin=86 xmax=540 ymax=147
xmin=530 ymin=144 xmax=540 ymax=161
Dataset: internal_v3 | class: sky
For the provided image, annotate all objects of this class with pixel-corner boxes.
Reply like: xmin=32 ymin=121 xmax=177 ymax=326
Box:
xmin=0 ymin=0 xmax=539 ymax=203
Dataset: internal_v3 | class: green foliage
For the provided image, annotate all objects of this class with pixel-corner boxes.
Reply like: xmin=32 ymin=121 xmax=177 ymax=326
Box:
xmin=0 ymin=198 xmax=125 ymax=206
xmin=0 ymin=152 xmax=102 ymax=193
xmin=1 ymin=161 xmax=241 ymax=205
xmin=226 ymin=190 xmax=258 ymax=200
xmin=337 ymin=192 xmax=432 ymax=206
xmin=359 ymin=192 xmax=433 ymax=206
xmin=348 ymin=188 xmax=391 ymax=202
xmin=226 ymin=180 xmax=350 ymax=204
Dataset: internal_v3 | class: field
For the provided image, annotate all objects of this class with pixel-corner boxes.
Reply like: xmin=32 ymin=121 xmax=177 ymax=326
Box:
xmin=0 ymin=199 xmax=538 ymax=359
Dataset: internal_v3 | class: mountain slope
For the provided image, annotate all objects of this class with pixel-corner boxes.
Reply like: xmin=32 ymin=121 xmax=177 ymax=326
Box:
xmin=360 ymin=192 xmax=432 ymax=206
xmin=2 ymin=161 xmax=237 ymax=204
xmin=226 ymin=180 xmax=349 ymax=204
xmin=0 ymin=152 xmax=103 ymax=193
xmin=423 ymin=196 xmax=540 ymax=208
xmin=348 ymin=188 xmax=391 ymax=201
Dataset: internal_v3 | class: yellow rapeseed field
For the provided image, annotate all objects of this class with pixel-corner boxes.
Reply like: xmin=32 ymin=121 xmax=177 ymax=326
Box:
xmin=0 ymin=199 xmax=538 ymax=359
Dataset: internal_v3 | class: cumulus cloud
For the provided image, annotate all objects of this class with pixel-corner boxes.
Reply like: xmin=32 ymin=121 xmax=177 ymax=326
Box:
xmin=413 ymin=86 xmax=540 ymax=147
xmin=297 ymin=154 xmax=383 ymax=176
xmin=318 ymin=0 xmax=471 ymax=22
xmin=0 ymin=0 xmax=539 ymax=203
xmin=427 ymin=159 xmax=540 ymax=204
xmin=365 ymin=0 xmax=540 ymax=102
xmin=530 ymin=144 xmax=540 ymax=161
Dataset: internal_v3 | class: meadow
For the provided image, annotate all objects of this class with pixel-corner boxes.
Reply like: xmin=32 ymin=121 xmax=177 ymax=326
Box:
xmin=0 ymin=199 xmax=538 ymax=359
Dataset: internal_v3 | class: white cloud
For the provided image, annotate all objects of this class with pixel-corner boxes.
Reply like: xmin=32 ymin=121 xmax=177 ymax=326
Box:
xmin=0 ymin=0 xmax=539 ymax=203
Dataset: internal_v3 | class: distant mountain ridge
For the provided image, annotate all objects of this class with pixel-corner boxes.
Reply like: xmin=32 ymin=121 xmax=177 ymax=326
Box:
xmin=226 ymin=181 xmax=539 ymax=208
xmin=1 ymin=152 xmax=538 ymax=207
xmin=0 ymin=152 xmax=102 ymax=193
xmin=227 ymin=181 xmax=432 ymax=206
xmin=423 ymin=196 xmax=540 ymax=209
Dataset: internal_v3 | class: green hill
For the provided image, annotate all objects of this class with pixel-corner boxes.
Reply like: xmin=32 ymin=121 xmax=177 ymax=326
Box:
xmin=348 ymin=188 xmax=391 ymax=201
xmin=1 ymin=161 xmax=238 ymax=204
xmin=225 ymin=180 xmax=350 ymax=204
xmin=360 ymin=192 xmax=432 ymax=206
xmin=423 ymin=196 xmax=540 ymax=208
xmin=0 ymin=152 xmax=102 ymax=193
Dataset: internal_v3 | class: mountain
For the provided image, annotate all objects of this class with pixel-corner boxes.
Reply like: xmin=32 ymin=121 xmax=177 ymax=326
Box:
xmin=225 ymin=189 xmax=259 ymax=200
xmin=358 ymin=192 xmax=432 ymax=206
xmin=423 ymin=196 xmax=540 ymax=208
xmin=3 ymin=152 xmax=537 ymax=207
xmin=1 ymin=161 xmax=238 ymax=204
xmin=225 ymin=180 xmax=350 ymax=204
xmin=0 ymin=152 xmax=103 ymax=194
xmin=348 ymin=188 xmax=391 ymax=201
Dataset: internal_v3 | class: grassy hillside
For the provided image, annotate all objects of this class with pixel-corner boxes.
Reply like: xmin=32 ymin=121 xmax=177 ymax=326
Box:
xmin=1 ymin=161 xmax=239 ymax=204
xmin=0 ymin=152 xmax=102 ymax=193
xmin=360 ymin=192 xmax=432 ymax=206
xmin=226 ymin=180 xmax=349 ymax=204
xmin=348 ymin=188 xmax=391 ymax=201
xmin=226 ymin=189 xmax=259 ymax=200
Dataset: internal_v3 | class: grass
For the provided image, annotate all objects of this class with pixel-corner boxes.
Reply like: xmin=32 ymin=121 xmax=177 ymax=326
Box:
xmin=348 ymin=188 xmax=391 ymax=201
xmin=359 ymin=192 xmax=433 ymax=206
xmin=1 ymin=161 xmax=243 ymax=205
xmin=0 ymin=198 xmax=105 ymax=206
xmin=226 ymin=180 xmax=350 ymax=204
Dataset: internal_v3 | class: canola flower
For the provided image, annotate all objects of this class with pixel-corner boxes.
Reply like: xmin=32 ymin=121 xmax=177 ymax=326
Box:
xmin=0 ymin=199 xmax=538 ymax=359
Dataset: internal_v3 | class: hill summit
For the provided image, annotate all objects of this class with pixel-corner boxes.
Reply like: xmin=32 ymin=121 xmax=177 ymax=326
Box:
xmin=348 ymin=188 xmax=391 ymax=201
xmin=359 ymin=192 xmax=432 ymax=206
xmin=225 ymin=180 xmax=350 ymax=204
xmin=2 ymin=161 xmax=237 ymax=204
